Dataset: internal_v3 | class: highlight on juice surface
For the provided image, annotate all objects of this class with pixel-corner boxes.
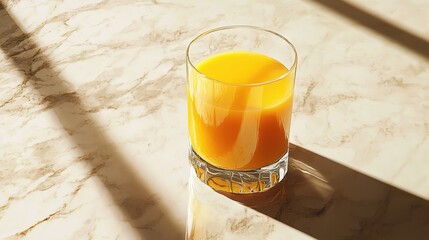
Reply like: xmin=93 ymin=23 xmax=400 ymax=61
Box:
xmin=187 ymin=26 xmax=297 ymax=193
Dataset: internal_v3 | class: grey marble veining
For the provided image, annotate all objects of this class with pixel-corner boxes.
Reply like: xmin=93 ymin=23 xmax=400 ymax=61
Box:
xmin=0 ymin=0 xmax=428 ymax=239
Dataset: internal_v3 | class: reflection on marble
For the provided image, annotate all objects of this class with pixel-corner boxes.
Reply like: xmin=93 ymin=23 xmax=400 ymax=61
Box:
xmin=187 ymin=169 xmax=313 ymax=240
xmin=0 ymin=0 xmax=428 ymax=239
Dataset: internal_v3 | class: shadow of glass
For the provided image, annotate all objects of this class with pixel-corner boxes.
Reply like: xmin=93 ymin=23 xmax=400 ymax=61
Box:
xmin=222 ymin=144 xmax=429 ymax=239
xmin=308 ymin=0 xmax=429 ymax=60
xmin=0 ymin=5 xmax=181 ymax=239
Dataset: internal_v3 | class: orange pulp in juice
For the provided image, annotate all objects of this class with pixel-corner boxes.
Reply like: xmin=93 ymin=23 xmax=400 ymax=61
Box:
xmin=188 ymin=51 xmax=293 ymax=170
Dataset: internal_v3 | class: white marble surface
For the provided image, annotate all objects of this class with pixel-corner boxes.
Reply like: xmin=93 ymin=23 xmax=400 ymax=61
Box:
xmin=0 ymin=0 xmax=428 ymax=239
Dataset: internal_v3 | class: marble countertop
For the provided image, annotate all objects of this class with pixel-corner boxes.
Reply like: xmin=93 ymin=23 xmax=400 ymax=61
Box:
xmin=0 ymin=0 xmax=428 ymax=239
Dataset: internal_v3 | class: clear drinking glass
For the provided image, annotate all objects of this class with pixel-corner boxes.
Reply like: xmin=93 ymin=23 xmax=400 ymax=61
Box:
xmin=187 ymin=25 xmax=297 ymax=194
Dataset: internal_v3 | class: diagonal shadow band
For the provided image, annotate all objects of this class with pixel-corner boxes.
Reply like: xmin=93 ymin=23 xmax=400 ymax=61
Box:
xmin=308 ymin=0 xmax=429 ymax=60
xmin=0 ymin=4 xmax=181 ymax=239
xmin=223 ymin=143 xmax=429 ymax=240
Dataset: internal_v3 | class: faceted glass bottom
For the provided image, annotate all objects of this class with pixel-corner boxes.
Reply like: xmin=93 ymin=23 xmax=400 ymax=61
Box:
xmin=189 ymin=148 xmax=288 ymax=194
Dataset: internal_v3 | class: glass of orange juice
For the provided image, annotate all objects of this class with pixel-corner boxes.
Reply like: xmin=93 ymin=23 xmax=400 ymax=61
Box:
xmin=187 ymin=26 xmax=297 ymax=194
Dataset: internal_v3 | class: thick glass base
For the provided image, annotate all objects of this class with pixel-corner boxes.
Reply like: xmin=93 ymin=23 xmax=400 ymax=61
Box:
xmin=189 ymin=148 xmax=288 ymax=194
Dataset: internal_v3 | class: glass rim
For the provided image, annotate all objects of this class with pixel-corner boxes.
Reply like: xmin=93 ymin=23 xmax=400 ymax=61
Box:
xmin=186 ymin=25 xmax=298 ymax=87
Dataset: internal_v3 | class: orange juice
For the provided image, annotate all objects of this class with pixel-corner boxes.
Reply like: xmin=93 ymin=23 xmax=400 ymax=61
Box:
xmin=188 ymin=51 xmax=294 ymax=170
